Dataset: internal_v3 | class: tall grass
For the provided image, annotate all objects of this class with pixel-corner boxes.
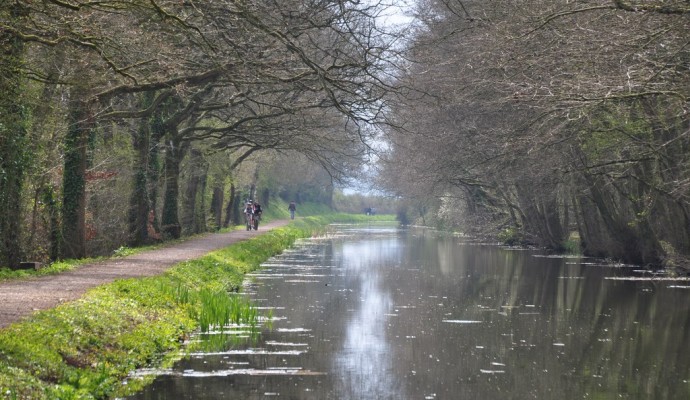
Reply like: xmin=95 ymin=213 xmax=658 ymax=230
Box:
xmin=196 ymin=290 xmax=258 ymax=332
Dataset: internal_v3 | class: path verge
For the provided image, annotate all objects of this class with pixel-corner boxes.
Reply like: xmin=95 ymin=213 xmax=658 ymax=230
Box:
xmin=0 ymin=220 xmax=290 ymax=329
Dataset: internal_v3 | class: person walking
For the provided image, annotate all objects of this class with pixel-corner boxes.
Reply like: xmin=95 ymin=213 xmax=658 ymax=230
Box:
xmin=288 ymin=201 xmax=296 ymax=220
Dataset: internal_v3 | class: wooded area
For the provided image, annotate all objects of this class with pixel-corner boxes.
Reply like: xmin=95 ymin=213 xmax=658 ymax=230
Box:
xmin=1 ymin=0 xmax=689 ymax=272
xmin=0 ymin=0 xmax=397 ymax=268
xmin=380 ymin=0 xmax=690 ymax=271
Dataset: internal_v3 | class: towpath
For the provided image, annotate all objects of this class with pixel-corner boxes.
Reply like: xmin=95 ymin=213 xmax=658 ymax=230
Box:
xmin=0 ymin=220 xmax=290 ymax=329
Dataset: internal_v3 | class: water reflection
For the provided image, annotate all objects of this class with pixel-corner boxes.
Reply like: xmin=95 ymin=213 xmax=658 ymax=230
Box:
xmin=129 ymin=225 xmax=690 ymax=400
xmin=333 ymin=237 xmax=399 ymax=399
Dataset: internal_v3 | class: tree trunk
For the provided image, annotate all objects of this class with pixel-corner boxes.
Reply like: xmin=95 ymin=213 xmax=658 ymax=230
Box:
xmin=147 ymin=108 xmax=165 ymax=236
xmin=515 ymin=182 xmax=565 ymax=250
xmin=585 ymin=176 xmax=662 ymax=265
xmin=0 ymin=6 xmax=28 ymax=268
xmin=196 ymin=157 xmax=209 ymax=233
xmin=211 ymin=186 xmax=224 ymax=230
xmin=61 ymin=94 xmax=93 ymax=259
xmin=261 ymin=188 xmax=270 ymax=209
xmin=182 ymin=148 xmax=208 ymax=234
xmin=44 ymin=186 xmax=60 ymax=261
xmin=223 ymin=182 xmax=236 ymax=228
xmin=128 ymin=94 xmax=154 ymax=246
xmin=232 ymin=190 xmax=245 ymax=225
xmin=161 ymin=135 xmax=186 ymax=239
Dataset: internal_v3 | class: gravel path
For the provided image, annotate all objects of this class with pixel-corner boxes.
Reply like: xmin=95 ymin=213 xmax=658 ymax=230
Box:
xmin=0 ymin=220 xmax=291 ymax=329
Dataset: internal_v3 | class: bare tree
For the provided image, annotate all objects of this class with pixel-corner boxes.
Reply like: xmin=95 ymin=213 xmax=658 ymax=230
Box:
xmin=381 ymin=0 xmax=689 ymax=268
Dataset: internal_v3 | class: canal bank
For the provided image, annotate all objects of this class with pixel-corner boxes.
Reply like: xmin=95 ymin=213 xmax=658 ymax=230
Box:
xmin=131 ymin=223 xmax=690 ymax=399
xmin=0 ymin=215 xmax=388 ymax=399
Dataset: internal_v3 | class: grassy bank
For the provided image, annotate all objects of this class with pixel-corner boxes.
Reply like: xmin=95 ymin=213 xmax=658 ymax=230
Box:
xmin=0 ymin=214 xmax=396 ymax=399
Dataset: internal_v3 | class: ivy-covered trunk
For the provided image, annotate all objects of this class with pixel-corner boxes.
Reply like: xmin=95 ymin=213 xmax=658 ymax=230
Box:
xmin=161 ymin=135 xmax=186 ymax=239
xmin=61 ymin=93 xmax=94 ymax=260
xmin=0 ymin=4 xmax=28 ymax=268
xmin=43 ymin=186 xmax=60 ymax=261
xmin=182 ymin=148 xmax=208 ymax=235
xmin=147 ymin=107 xmax=165 ymax=236
xmin=224 ymin=182 xmax=236 ymax=227
xmin=128 ymin=107 xmax=152 ymax=246
xmin=211 ymin=187 xmax=224 ymax=230
xmin=128 ymin=92 xmax=163 ymax=246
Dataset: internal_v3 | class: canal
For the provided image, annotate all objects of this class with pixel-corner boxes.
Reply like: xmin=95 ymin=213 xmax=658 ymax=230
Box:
xmin=129 ymin=224 xmax=690 ymax=399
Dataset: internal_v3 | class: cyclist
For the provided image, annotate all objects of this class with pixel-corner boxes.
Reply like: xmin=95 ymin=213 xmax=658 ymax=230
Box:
xmin=253 ymin=202 xmax=263 ymax=230
xmin=244 ymin=201 xmax=254 ymax=230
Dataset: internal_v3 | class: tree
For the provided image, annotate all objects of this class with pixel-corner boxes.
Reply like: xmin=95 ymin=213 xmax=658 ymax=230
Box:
xmin=0 ymin=0 xmax=401 ymax=264
xmin=380 ymin=0 xmax=690 ymax=268
xmin=0 ymin=2 xmax=29 ymax=268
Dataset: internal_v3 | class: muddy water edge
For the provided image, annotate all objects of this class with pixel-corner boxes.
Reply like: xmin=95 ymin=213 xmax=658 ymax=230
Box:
xmin=127 ymin=224 xmax=690 ymax=400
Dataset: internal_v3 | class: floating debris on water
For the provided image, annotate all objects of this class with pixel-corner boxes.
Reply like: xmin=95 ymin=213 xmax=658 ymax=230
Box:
xmin=247 ymin=273 xmax=329 ymax=278
xmin=266 ymin=341 xmax=309 ymax=347
xmin=190 ymin=349 xmax=306 ymax=356
xmin=442 ymin=320 xmax=482 ymax=324
xmin=176 ymin=368 xmax=324 ymax=377
xmin=532 ymin=255 xmax=582 ymax=259
xmin=480 ymin=369 xmax=505 ymax=374
xmin=129 ymin=368 xmax=174 ymax=378
xmin=258 ymin=316 xmax=287 ymax=322
xmin=276 ymin=328 xmax=312 ymax=333
xmin=605 ymin=277 xmax=690 ymax=281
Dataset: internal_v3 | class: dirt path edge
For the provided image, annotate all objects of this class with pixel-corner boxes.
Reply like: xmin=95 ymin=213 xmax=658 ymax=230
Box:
xmin=0 ymin=220 xmax=290 ymax=329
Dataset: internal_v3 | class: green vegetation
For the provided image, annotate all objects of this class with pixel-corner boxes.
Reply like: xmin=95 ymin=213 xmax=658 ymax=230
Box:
xmin=0 ymin=216 xmax=339 ymax=399
xmin=563 ymin=232 xmax=581 ymax=255
xmin=0 ymin=259 xmax=98 ymax=282
xmin=0 ymin=242 xmax=167 ymax=282
xmin=497 ymin=227 xmax=522 ymax=246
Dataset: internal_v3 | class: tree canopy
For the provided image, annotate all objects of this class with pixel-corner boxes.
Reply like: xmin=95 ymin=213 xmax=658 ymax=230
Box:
xmin=379 ymin=0 xmax=689 ymax=270
xmin=0 ymin=0 xmax=400 ymax=266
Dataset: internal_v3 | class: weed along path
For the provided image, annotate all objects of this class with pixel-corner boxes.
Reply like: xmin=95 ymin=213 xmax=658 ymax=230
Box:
xmin=0 ymin=220 xmax=290 ymax=330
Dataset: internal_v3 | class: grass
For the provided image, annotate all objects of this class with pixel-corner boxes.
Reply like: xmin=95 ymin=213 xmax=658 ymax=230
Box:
xmin=0 ymin=215 xmax=361 ymax=399
xmin=0 ymin=258 xmax=98 ymax=282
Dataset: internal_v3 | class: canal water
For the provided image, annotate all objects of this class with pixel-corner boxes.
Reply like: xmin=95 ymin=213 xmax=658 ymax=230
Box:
xmin=128 ymin=224 xmax=690 ymax=399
